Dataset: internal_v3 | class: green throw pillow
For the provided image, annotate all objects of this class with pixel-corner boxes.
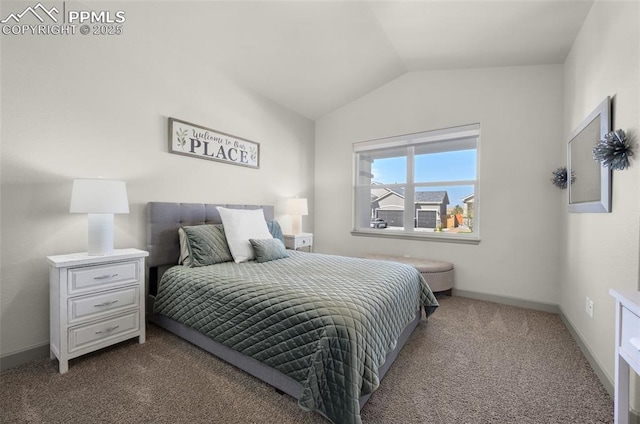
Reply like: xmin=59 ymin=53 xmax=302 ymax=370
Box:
xmin=249 ymin=238 xmax=289 ymax=263
xmin=181 ymin=224 xmax=233 ymax=267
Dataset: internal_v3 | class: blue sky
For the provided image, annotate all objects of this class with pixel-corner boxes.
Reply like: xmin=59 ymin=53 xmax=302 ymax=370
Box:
xmin=372 ymin=149 xmax=476 ymax=207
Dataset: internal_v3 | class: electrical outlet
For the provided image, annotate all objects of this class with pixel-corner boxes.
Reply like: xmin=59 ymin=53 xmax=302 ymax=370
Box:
xmin=585 ymin=296 xmax=594 ymax=319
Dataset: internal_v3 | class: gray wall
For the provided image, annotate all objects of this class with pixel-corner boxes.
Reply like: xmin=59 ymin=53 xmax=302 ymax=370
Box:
xmin=315 ymin=65 xmax=564 ymax=305
xmin=0 ymin=6 xmax=315 ymax=357
xmin=561 ymin=0 xmax=640 ymax=409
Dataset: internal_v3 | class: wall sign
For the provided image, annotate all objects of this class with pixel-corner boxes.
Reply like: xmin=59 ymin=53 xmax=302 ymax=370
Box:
xmin=168 ymin=118 xmax=260 ymax=169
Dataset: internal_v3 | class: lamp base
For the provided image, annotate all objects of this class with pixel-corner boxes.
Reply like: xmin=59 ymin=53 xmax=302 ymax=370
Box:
xmin=291 ymin=215 xmax=302 ymax=235
xmin=87 ymin=213 xmax=114 ymax=256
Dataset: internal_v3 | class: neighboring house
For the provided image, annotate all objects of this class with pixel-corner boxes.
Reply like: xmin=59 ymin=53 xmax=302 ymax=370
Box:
xmin=371 ymin=186 xmax=404 ymax=226
xmin=415 ymin=191 xmax=450 ymax=229
xmin=461 ymin=193 xmax=474 ymax=227
xmin=371 ymin=186 xmax=449 ymax=229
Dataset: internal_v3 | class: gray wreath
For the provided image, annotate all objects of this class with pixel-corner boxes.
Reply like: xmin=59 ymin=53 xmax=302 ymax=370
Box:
xmin=593 ymin=129 xmax=633 ymax=170
xmin=551 ymin=166 xmax=575 ymax=190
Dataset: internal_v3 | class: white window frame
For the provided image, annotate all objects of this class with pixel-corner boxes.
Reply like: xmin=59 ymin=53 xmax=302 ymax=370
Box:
xmin=352 ymin=124 xmax=480 ymax=244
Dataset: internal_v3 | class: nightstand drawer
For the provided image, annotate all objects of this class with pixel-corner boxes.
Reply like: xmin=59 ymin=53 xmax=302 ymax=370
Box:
xmin=69 ymin=286 xmax=139 ymax=322
xmin=68 ymin=311 xmax=140 ymax=353
xmin=296 ymin=235 xmax=313 ymax=248
xmin=621 ymin=307 xmax=640 ymax=364
xmin=284 ymin=233 xmax=313 ymax=250
xmin=68 ymin=261 xmax=138 ymax=294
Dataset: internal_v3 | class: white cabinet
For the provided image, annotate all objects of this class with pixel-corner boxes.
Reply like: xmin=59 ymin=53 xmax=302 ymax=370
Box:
xmin=610 ymin=289 xmax=640 ymax=424
xmin=283 ymin=233 xmax=313 ymax=252
xmin=47 ymin=248 xmax=148 ymax=374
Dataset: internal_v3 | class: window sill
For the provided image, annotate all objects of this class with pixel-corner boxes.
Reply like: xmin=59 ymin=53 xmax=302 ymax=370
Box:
xmin=351 ymin=229 xmax=481 ymax=245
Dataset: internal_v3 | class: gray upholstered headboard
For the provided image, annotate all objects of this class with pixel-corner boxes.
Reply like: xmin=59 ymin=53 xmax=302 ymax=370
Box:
xmin=146 ymin=202 xmax=275 ymax=293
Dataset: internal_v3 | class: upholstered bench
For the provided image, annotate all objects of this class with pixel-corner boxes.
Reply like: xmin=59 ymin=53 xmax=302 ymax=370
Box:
xmin=364 ymin=254 xmax=454 ymax=295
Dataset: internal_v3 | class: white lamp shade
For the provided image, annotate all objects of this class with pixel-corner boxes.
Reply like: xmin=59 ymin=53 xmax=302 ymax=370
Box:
xmin=285 ymin=198 xmax=308 ymax=216
xmin=70 ymin=179 xmax=129 ymax=214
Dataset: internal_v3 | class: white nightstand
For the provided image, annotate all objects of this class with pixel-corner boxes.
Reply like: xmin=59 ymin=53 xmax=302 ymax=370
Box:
xmin=283 ymin=233 xmax=313 ymax=252
xmin=47 ymin=248 xmax=148 ymax=374
xmin=610 ymin=288 xmax=640 ymax=424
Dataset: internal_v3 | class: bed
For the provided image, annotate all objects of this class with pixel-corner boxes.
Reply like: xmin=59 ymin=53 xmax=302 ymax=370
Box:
xmin=146 ymin=202 xmax=438 ymax=424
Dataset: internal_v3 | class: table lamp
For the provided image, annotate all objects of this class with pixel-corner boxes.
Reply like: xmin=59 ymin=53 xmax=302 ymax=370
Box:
xmin=286 ymin=198 xmax=308 ymax=235
xmin=70 ymin=179 xmax=129 ymax=255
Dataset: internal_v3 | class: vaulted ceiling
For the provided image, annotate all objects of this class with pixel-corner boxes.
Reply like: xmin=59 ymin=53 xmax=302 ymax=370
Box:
xmin=140 ymin=1 xmax=593 ymax=119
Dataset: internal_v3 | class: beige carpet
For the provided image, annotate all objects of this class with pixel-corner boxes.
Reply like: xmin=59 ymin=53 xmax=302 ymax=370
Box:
xmin=0 ymin=296 xmax=613 ymax=423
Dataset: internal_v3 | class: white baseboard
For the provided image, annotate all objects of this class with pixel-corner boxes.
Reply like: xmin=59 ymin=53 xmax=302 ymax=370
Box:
xmin=556 ymin=306 xmax=614 ymax=396
xmin=452 ymin=289 xmax=560 ymax=313
xmin=0 ymin=342 xmax=50 ymax=372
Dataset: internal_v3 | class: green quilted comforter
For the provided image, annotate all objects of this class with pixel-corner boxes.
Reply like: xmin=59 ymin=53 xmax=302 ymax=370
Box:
xmin=154 ymin=251 xmax=438 ymax=424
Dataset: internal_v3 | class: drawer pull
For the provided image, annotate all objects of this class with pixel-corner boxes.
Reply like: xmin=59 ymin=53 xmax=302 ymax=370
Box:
xmin=630 ymin=337 xmax=640 ymax=351
xmin=94 ymin=273 xmax=119 ymax=280
xmin=95 ymin=326 xmax=119 ymax=335
xmin=93 ymin=300 xmax=119 ymax=308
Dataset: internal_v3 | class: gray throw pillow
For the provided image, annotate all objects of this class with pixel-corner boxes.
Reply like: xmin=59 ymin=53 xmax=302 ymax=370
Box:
xmin=181 ymin=224 xmax=233 ymax=267
xmin=249 ymin=238 xmax=289 ymax=263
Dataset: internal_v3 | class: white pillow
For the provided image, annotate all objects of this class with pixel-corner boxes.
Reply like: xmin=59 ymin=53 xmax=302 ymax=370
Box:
xmin=216 ymin=207 xmax=273 ymax=263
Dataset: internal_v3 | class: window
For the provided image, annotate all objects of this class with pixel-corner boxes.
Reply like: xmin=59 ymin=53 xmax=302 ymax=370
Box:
xmin=353 ymin=124 xmax=479 ymax=242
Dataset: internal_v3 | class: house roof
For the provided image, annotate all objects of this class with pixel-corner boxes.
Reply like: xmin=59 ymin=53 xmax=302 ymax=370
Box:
xmin=371 ymin=186 xmax=449 ymax=205
xmin=415 ymin=191 xmax=449 ymax=205
xmin=461 ymin=193 xmax=474 ymax=203
xmin=371 ymin=183 xmax=404 ymax=203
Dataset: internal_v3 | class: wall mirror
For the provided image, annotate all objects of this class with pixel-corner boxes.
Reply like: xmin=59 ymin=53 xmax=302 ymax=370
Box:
xmin=568 ymin=97 xmax=611 ymax=213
